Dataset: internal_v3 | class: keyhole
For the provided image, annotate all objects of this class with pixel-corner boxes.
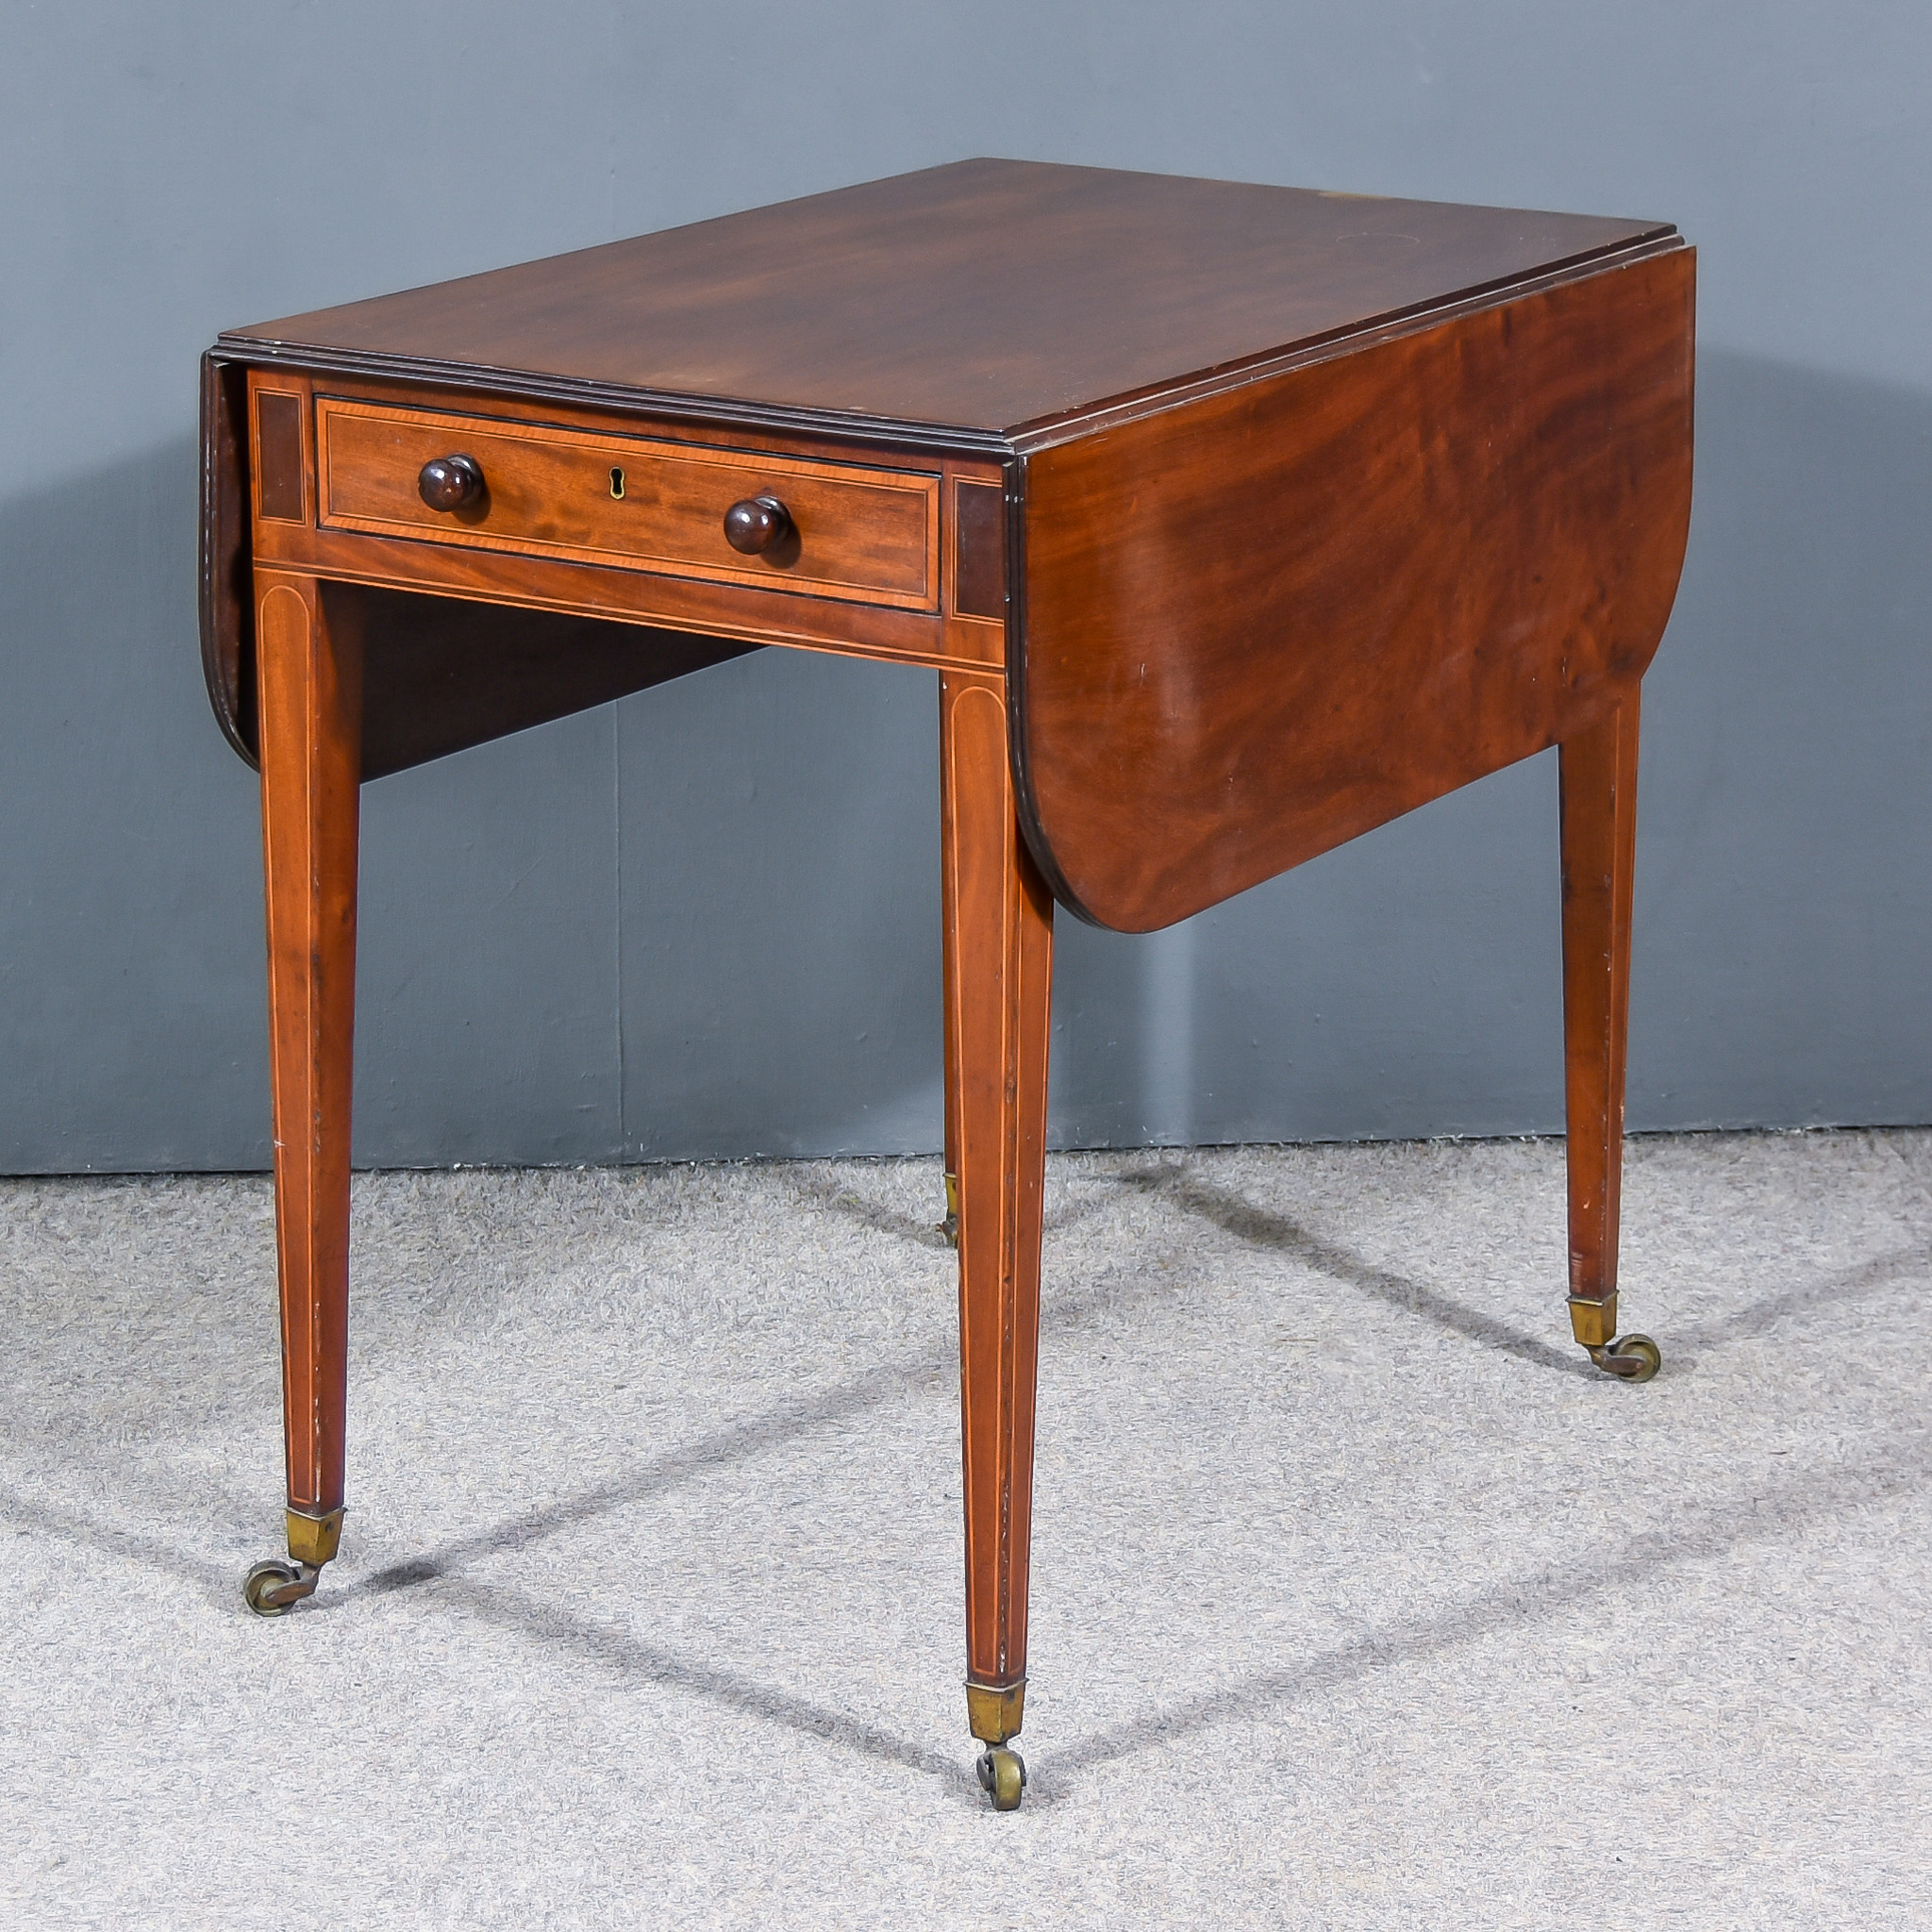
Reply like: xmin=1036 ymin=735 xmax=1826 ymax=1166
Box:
xmin=609 ymin=467 xmax=625 ymax=499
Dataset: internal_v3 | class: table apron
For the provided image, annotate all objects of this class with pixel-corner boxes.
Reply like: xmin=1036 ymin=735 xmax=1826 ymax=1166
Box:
xmin=251 ymin=522 xmax=1007 ymax=676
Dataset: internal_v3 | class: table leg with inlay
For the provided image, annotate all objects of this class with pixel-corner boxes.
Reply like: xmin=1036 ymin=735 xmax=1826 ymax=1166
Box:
xmin=940 ymin=666 xmax=1054 ymax=1810
xmin=242 ymin=571 xmax=361 ymax=1614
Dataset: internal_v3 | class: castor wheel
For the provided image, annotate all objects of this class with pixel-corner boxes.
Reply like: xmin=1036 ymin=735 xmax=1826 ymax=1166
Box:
xmin=1592 ymin=1333 xmax=1662 ymax=1383
xmin=242 ymin=1558 xmax=318 ymax=1616
xmin=976 ymin=1744 xmax=1026 ymax=1811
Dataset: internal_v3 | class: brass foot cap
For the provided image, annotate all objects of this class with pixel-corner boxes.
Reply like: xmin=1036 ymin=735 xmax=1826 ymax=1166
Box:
xmin=1567 ymin=1294 xmax=1619 ymax=1350
xmin=286 ymin=1506 xmax=345 ymax=1569
xmin=966 ymin=1678 xmax=1024 ymax=1745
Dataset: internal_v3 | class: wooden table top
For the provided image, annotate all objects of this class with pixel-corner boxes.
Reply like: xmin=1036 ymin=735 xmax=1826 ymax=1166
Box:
xmin=205 ymin=159 xmax=1692 ymax=933
xmin=221 ymin=158 xmax=1673 ymax=444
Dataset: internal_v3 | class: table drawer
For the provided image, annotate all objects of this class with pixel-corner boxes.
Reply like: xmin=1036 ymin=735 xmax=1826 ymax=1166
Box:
xmin=314 ymin=399 xmax=941 ymax=610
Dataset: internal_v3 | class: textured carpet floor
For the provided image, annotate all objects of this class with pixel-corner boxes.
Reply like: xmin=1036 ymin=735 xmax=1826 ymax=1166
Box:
xmin=2 ymin=1130 xmax=1928 ymax=1929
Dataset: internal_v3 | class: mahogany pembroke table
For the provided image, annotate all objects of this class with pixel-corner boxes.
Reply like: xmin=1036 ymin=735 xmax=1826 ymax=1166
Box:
xmin=198 ymin=159 xmax=1694 ymax=1809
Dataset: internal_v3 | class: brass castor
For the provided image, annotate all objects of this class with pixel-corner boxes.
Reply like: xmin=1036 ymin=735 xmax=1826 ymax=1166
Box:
xmin=242 ymin=1558 xmax=319 ymax=1616
xmin=1590 ymin=1333 xmax=1662 ymax=1383
xmin=976 ymin=1744 xmax=1026 ymax=1811
xmin=941 ymin=1172 xmax=959 ymax=1248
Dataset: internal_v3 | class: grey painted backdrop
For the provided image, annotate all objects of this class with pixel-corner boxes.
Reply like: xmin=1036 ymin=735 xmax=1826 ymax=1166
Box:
xmin=4 ymin=3 xmax=1929 ymax=1174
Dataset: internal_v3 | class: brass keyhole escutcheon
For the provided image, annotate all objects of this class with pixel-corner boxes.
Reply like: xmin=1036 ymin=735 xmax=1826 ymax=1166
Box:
xmin=609 ymin=467 xmax=625 ymax=499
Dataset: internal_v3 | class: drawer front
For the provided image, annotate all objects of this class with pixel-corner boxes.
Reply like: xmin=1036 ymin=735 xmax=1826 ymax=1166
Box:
xmin=314 ymin=399 xmax=941 ymax=610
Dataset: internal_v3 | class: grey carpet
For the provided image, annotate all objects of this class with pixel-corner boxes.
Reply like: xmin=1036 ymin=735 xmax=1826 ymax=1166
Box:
xmin=3 ymin=1131 xmax=1928 ymax=1929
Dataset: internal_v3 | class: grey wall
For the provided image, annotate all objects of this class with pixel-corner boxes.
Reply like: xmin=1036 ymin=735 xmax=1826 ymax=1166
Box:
xmin=4 ymin=3 xmax=1929 ymax=1174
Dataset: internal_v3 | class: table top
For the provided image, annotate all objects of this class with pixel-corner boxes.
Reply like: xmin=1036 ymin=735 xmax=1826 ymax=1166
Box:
xmin=206 ymin=160 xmax=1693 ymax=934
xmin=221 ymin=158 xmax=1673 ymax=444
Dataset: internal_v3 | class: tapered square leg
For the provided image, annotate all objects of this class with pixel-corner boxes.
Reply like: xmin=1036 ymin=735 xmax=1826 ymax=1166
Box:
xmin=940 ymin=670 xmax=1053 ymax=1804
xmin=1558 ymin=689 xmax=1659 ymax=1383
xmin=244 ymin=573 xmax=362 ymax=1613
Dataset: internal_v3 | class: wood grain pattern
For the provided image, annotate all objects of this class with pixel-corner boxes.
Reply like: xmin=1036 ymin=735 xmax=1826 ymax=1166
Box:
xmin=221 ymin=159 xmax=1672 ymax=443
xmin=254 ymin=391 xmax=307 ymax=524
xmin=953 ymin=478 xmax=1007 ymax=622
xmin=257 ymin=570 xmax=361 ymax=1528
xmin=1013 ymin=245 xmax=1694 ymax=931
xmin=941 ymin=670 xmax=1053 ymax=1702
xmin=316 ymin=398 xmax=941 ymax=610
xmin=1560 ymin=691 xmax=1640 ymax=1314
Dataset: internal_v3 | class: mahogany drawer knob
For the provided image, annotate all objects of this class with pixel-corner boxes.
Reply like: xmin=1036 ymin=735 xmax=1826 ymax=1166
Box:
xmin=418 ymin=455 xmax=485 ymax=511
xmin=724 ymin=494 xmax=791 ymax=556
